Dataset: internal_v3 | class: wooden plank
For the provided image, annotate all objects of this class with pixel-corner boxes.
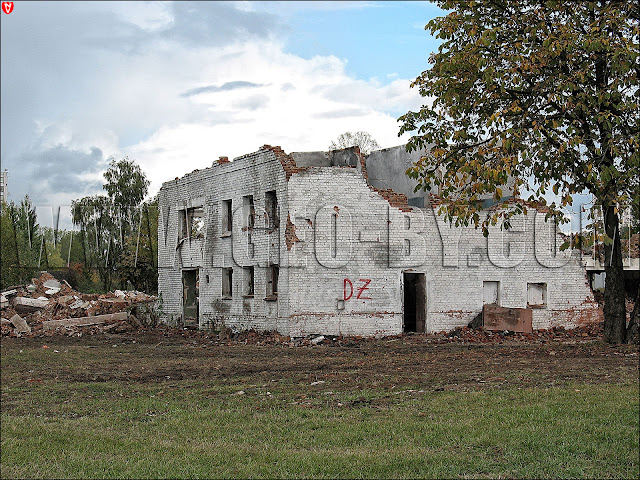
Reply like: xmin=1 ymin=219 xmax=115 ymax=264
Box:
xmin=43 ymin=312 xmax=128 ymax=331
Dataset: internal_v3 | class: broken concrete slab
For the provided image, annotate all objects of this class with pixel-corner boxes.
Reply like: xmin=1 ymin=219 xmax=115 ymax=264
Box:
xmin=13 ymin=296 xmax=49 ymax=313
xmin=100 ymin=298 xmax=128 ymax=305
xmin=2 ymin=289 xmax=18 ymax=308
xmin=43 ymin=312 xmax=128 ymax=331
xmin=483 ymin=304 xmax=533 ymax=333
xmin=9 ymin=314 xmax=31 ymax=334
xmin=69 ymin=299 xmax=84 ymax=309
xmin=128 ymin=314 xmax=142 ymax=328
xmin=43 ymin=279 xmax=62 ymax=290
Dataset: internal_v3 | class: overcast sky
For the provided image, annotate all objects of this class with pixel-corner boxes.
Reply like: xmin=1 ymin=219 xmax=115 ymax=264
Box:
xmin=1 ymin=1 xmax=444 ymax=212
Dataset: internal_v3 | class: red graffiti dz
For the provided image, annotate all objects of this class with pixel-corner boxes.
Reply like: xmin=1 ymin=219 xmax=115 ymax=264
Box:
xmin=343 ymin=278 xmax=372 ymax=301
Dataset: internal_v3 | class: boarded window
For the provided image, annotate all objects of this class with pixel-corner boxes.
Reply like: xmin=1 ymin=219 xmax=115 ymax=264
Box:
xmin=243 ymin=195 xmax=255 ymax=230
xmin=266 ymin=264 xmax=279 ymax=298
xmin=483 ymin=281 xmax=500 ymax=305
xmin=222 ymin=267 xmax=233 ymax=298
xmin=527 ymin=283 xmax=547 ymax=308
xmin=265 ymin=190 xmax=279 ymax=229
xmin=244 ymin=266 xmax=254 ymax=296
xmin=222 ymin=199 xmax=232 ymax=233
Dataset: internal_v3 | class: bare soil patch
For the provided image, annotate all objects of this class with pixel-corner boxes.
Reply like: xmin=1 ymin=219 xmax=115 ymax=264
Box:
xmin=2 ymin=329 xmax=638 ymax=402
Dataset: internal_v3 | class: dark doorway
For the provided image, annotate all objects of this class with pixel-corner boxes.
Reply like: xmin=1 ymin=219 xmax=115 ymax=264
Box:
xmin=403 ymin=272 xmax=425 ymax=333
xmin=182 ymin=269 xmax=199 ymax=328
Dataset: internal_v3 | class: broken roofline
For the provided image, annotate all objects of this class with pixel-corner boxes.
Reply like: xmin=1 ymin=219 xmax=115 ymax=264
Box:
xmin=164 ymin=143 xmax=549 ymax=219
xmin=157 ymin=143 xmax=603 ymax=336
xmin=163 ymin=143 xmax=414 ymax=212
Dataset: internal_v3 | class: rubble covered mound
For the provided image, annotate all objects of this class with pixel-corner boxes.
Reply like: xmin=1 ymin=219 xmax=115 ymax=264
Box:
xmin=1 ymin=272 xmax=157 ymax=337
xmin=143 ymin=324 xmax=605 ymax=347
xmin=1 ymin=273 xmax=607 ymax=344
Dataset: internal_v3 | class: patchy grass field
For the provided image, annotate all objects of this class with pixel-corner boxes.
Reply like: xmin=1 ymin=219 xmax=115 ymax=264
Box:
xmin=1 ymin=332 xmax=638 ymax=479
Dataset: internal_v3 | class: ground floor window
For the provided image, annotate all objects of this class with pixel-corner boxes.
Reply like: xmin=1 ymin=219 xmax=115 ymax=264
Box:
xmin=222 ymin=267 xmax=233 ymax=298
xmin=483 ymin=281 xmax=500 ymax=305
xmin=266 ymin=264 xmax=279 ymax=299
xmin=244 ymin=266 xmax=254 ymax=297
xmin=527 ymin=282 xmax=547 ymax=308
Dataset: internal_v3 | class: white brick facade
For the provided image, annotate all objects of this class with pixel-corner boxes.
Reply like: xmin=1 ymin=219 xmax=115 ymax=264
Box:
xmin=157 ymin=145 xmax=601 ymax=336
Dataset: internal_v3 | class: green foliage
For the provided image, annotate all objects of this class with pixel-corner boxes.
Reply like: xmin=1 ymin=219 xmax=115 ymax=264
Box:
xmin=71 ymin=195 xmax=120 ymax=291
xmin=0 ymin=202 xmax=21 ymax=288
xmin=399 ymin=1 xmax=639 ymax=233
xmin=399 ymin=0 xmax=638 ymax=343
xmin=102 ymin=157 xmax=150 ymax=210
xmin=1 ymin=158 xmax=156 ymax=293
xmin=71 ymin=157 xmax=155 ymax=292
xmin=0 ymin=196 xmax=42 ymax=288
xmin=117 ymin=198 xmax=159 ymax=293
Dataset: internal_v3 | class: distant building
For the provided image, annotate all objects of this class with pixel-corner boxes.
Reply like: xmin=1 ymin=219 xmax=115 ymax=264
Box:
xmin=0 ymin=170 xmax=8 ymax=204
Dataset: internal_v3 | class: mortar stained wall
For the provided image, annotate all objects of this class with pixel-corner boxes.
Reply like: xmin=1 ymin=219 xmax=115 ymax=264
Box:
xmin=157 ymin=148 xmax=290 ymax=332
xmin=158 ymin=144 xmax=602 ymax=336
xmin=285 ymin=164 xmax=601 ymax=335
xmin=287 ymin=167 xmax=403 ymax=336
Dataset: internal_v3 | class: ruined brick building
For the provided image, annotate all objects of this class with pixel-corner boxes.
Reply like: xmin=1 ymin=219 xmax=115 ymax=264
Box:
xmin=157 ymin=144 xmax=601 ymax=336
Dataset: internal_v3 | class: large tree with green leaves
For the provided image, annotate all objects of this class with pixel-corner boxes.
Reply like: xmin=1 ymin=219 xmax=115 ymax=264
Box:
xmin=0 ymin=196 xmax=44 ymax=288
xmin=399 ymin=1 xmax=638 ymax=343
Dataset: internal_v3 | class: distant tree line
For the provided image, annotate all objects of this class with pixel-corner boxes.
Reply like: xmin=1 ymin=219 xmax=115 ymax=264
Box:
xmin=1 ymin=158 xmax=158 ymax=293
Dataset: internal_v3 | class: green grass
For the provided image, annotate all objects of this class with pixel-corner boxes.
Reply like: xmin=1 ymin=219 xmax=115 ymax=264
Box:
xmin=1 ymin=339 xmax=638 ymax=479
xmin=3 ymin=381 xmax=638 ymax=479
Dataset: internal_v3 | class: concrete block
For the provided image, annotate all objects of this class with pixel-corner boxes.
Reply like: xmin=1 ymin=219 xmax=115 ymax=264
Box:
xmin=9 ymin=314 xmax=31 ymax=334
xmin=13 ymin=297 xmax=49 ymax=312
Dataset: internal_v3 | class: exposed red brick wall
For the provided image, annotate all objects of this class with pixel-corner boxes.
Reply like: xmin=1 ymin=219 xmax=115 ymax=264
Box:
xmin=285 ymin=213 xmax=301 ymax=251
xmin=264 ymin=144 xmax=412 ymax=212
xmin=261 ymin=145 xmax=309 ymax=181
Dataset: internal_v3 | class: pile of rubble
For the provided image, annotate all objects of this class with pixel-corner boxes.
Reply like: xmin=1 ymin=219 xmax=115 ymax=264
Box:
xmin=147 ymin=324 xmax=605 ymax=348
xmin=1 ymin=272 xmax=157 ymax=337
xmin=440 ymin=323 xmax=604 ymax=344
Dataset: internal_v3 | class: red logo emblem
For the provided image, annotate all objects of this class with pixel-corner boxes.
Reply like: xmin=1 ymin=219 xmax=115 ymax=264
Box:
xmin=2 ymin=2 xmax=14 ymax=14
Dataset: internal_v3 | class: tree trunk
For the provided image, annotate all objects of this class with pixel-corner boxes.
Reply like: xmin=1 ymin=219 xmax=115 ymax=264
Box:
xmin=602 ymin=205 xmax=626 ymax=343
xmin=627 ymin=286 xmax=640 ymax=345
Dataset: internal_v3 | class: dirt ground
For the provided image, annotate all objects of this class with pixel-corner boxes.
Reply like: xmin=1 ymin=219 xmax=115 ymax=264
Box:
xmin=2 ymin=328 xmax=638 ymax=398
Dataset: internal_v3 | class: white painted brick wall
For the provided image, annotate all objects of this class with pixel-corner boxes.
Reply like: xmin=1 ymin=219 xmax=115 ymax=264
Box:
xmin=157 ymin=147 xmax=601 ymax=336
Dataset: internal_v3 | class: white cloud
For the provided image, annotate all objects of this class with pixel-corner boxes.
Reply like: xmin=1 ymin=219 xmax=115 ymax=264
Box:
xmin=1 ymin=2 xmax=425 ymax=207
xmin=119 ymin=40 xmax=423 ymax=196
xmin=109 ymin=1 xmax=175 ymax=32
